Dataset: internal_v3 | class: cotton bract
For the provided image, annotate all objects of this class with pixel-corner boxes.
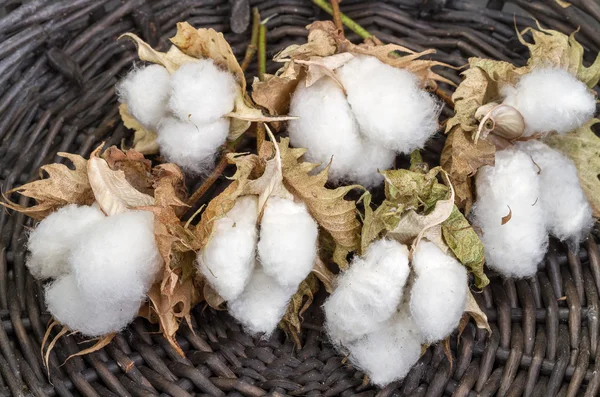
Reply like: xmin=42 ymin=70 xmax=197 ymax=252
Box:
xmin=156 ymin=117 xmax=229 ymax=174
xmin=45 ymin=274 xmax=142 ymax=337
xmin=517 ymin=140 xmax=593 ymax=245
xmin=258 ymin=197 xmax=318 ymax=288
xmin=324 ymin=239 xmax=410 ymax=345
xmin=336 ymin=55 xmax=441 ymax=153
xmin=70 ymin=210 xmax=162 ymax=303
xmin=227 ymin=268 xmax=296 ymax=336
xmin=26 ymin=204 xmax=105 ymax=280
xmin=198 ymin=195 xmax=258 ymax=301
xmin=117 ymin=64 xmax=171 ymax=129
xmin=410 ymin=241 xmax=467 ymax=343
xmin=288 ymin=76 xmax=396 ymax=188
xmin=472 ymin=148 xmax=548 ymax=278
xmin=502 ymin=67 xmax=596 ymax=136
xmin=169 ymin=59 xmax=237 ymax=125
xmin=346 ymin=312 xmax=423 ymax=387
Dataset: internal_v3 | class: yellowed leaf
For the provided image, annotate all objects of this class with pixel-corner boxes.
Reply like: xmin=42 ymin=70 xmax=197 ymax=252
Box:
xmin=465 ymin=290 xmax=491 ymax=333
xmin=119 ymin=104 xmax=159 ymax=155
xmin=312 ymin=255 xmax=334 ymax=293
xmin=2 ymin=152 xmax=93 ymax=220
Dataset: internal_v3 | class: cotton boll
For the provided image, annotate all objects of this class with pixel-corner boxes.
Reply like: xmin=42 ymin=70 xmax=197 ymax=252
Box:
xmin=117 ymin=65 xmax=171 ymax=129
xmin=70 ymin=210 xmax=162 ymax=303
xmin=169 ymin=60 xmax=237 ymax=125
xmin=409 ymin=241 xmax=467 ymax=342
xmin=347 ymin=312 xmax=423 ymax=386
xmin=288 ymin=77 xmax=396 ymax=188
xmin=228 ymin=268 xmax=296 ymax=336
xmin=198 ymin=196 xmax=258 ymax=301
xmin=517 ymin=140 xmax=593 ymax=245
xmin=257 ymin=197 xmax=318 ymax=288
xmin=157 ymin=117 xmax=229 ymax=174
xmin=26 ymin=204 xmax=105 ymax=280
xmin=502 ymin=68 xmax=596 ymax=136
xmin=471 ymin=148 xmax=548 ymax=278
xmin=45 ymin=274 xmax=142 ymax=337
xmin=336 ymin=55 xmax=441 ymax=153
xmin=324 ymin=239 xmax=411 ymax=345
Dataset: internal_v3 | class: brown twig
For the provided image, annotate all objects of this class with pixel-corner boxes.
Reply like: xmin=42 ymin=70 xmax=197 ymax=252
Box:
xmin=435 ymin=87 xmax=454 ymax=109
xmin=240 ymin=8 xmax=260 ymax=72
xmin=330 ymin=0 xmax=344 ymax=35
xmin=186 ymin=154 xmax=230 ymax=206
xmin=256 ymin=122 xmax=266 ymax=152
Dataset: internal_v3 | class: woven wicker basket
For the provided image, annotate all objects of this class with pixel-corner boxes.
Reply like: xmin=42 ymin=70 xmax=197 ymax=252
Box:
xmin=1 ymin=1 xmax=599 ymax=396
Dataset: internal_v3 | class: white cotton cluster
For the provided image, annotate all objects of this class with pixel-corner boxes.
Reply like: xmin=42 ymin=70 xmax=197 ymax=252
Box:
xmin=346 ymin=312 xmax=423 ymax=387
xmin=502 ymin=67 xmax=596 ymax=136
xmin=324 ymin=239 xmax=410 ymax=345
xmin=336 ymin=56 xmax=441 ymax=153
xmin=117 ymin=65 xmax=171 ymax=130
xmin=471 ymin=148 xmax=548 ymax=278
xmin=517 ymin=141 xmax=593 ymax=245
xmin=27 ymin=206 xmax=162 ymax=337
xmin=288 ymin=55 xmax=441 ymax=188
xmin=258 ymin=197 xmax=318 ymax=287
xmin=409 ymin=241 xmax=467 ymax=343
xmin=198 ymin=195 xmax=258 ymax=301
xmin=197 ymin=195 xmax=319 ymax=336
xmin=26 ymin=204 xmax=105 ymax=279
xmin=118 ymin=60 xmax=238 ymax=174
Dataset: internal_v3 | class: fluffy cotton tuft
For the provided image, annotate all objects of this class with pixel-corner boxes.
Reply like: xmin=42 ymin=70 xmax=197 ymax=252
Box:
xmin=45 ymin=274 xmax=142 ymax=337
xmin=502 ymin=67 xmax=596 ymax=136
xmin=324 ymin=239 xmax=410 ymax=345
xmin=198 ymin=196 xmax=258 ymax=301
xmin=517 ymin=141 xmax=593 ymax=245
xmin=288 ymin=77 xmax=396 ymax=188
xmin=472 ymin=148 xmax=548 ymax=278
xmin=70 ymin=210 xmax=162 ymax=303
xmin=257 ymin=197 xmax=318 ymax=287
xmin=117 ymin=65 xmax=171 ymax=129
xmin=409 ymin=241 xmax=467 ymax=342
xmin=347 ymin=312 xmax=423 ymax=386
xmin=156 ymin=117 xmax=229 ymax=174
xmin=228 ymin=268 xmax=296 ymax=336
xmin=336 ymin=56 xmax=441 ymax=153
xmin=26 ymin=204 xmax=105 ymax=280
xmin=169 ymin=60 xmax=237 ymax=125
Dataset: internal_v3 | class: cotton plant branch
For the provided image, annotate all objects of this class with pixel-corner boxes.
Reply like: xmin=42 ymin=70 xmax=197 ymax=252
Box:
xmin=312 ymin=0 xmax=373 ymax=40
xmin=240 ymin=8 xmax=261 ymax=72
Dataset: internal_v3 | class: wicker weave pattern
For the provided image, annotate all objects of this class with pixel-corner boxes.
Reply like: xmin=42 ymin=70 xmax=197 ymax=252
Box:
xmin=0 ymin=1 xmax=599 ymax=396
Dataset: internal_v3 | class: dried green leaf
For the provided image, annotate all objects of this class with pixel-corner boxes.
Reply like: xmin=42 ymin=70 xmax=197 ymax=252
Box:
xmin=545 ymin=119 xmax=600 ymax=217
xmin=441 ymin=206 xmax=489 ymax=289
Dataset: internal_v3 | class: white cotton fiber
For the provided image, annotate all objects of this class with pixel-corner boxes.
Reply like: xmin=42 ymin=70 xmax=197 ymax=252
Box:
xmin=156 ymin=117 xmax=229 ymax=174
xmin=227 ymin=268 xmax=296 ymax=336
xmin=517 ymin=140 xmax=593 ymax=245
xmin=288 ymin=77 xmax=396 ymax=188
xmin=45 ymin=274 xmax=142 ymax=337
xmin=324 ymin=239 xmax=410 ymax=345
xmin=169 ymin=60 xmax=237 ymax=125
xmin=257 ymin=197 xmax=318 ymax=288
xmin=409 ymin=241 xmax=467 ymax=342
xmin=117 ymin=64 xmax=171 ymax=129
xmin=26 ymin=204 xmax=105 ymax=280
xmin=471 ymin=148 xmax=548 ymax=278
xmin=347 ymin=312 xmax=423 ymax=386
xmin=198 ymin=195 xmax=258 ymax=301
xmin=70 ymin=210 xmax=162 ymax=303
xmin=502 ymin=67 xmax=596 ymax=136
xmin=336 ymin=55 xmax=441 ymax=153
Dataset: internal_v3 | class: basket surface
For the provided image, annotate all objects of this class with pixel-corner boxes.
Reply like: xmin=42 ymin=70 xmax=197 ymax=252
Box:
xmin=0 ymin=1 xmax=600 ymax=396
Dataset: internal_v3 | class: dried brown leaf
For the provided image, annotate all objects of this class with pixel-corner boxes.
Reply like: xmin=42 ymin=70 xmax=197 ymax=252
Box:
xmin=3 ymin=152 xmax=93 ymax=220
xmin=465 ymin=290 xmax=491 ymax=333
xmin=203 ymin=283 xmax=226 ymax=310
xmin=119 ymin=32 xmax=196 ymax=73
xmin=501 ymin=205 xmax=512 ymax=225
xmin=252 ymin=66 xmax=302 ymax=116
xmin=119 ymin=104 xmax=159 ymax=155
xmin=66 ymin=333 xmax=116 ymax=361
xmin=102 ymin=145 xmax=154 ymax=195
xmin=312 ymin=255 xmax=334 ymax=293
xmin=280 ymin=274 xmax=319 ymax=348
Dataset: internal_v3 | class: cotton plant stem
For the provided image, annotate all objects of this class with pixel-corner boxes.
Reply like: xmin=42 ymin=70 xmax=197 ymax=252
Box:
xmin=256 ymin=122 xmax=266 ymax=152
xmin=258 ymin=19 xmax=267 ymax=81
xmin=312 ymin=0 xmax=372 ymax=40
xmin=330 ymin=0 xmax=344 ymax=35
xmin=240 ymin=8 xmax=260 ymax=72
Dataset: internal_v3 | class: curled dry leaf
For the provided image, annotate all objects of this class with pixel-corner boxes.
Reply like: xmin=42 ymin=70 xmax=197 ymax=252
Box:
xmin=2 ymin=152 xmax=93 ymax=220
xmin=501 ymin=206 xmax=512 ymax=225
xmin=279 ymin=273 xmax=320 ymax=348
xmin=119 ymin=104 xmax=159 ymax=155
xmin=88 ymin=146 xmax=155 ymax=215
xmin=253 ymin=20 xmax=453 ymax=116
xmin=442 ymin=24 xmax=599 ymax=212
xmin=545 ymin=119 xmax=600 ymax=217
xmin=101 ymin=145 xmax=154 ymax=195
